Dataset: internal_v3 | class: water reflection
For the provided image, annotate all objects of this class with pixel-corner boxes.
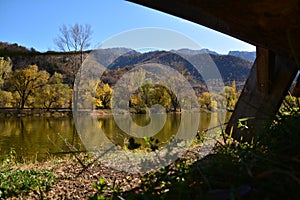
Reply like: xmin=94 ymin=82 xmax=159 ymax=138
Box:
xmin=0 ymin=117 xmax=84 ymax=161
xmin=0 ymin=112 xmax=227 ymax=161
xmin=99 ymin=114 xmax=181 ymax=148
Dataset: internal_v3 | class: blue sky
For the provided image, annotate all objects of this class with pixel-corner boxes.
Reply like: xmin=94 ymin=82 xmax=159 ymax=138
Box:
xmin=0 ymin=0 xmax=255 ymax=54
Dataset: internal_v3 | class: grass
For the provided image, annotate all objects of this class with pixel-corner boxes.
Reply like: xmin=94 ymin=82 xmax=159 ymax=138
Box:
xmin=0 ymin=149 xmax=56 ymax=198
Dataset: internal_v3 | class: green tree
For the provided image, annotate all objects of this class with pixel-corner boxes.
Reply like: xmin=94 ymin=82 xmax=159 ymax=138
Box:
xmin=130 ymin=92 xmax=146 ymax=113
xmin=6 ymin=65 xmax=50 ymax=109
xmin=141 ymin=84 xmax=172 ymax=110
xmin=35 ymin=72 xmax=71 ymax=110
xmin=136 ymin=81 xmax=155 ymax=110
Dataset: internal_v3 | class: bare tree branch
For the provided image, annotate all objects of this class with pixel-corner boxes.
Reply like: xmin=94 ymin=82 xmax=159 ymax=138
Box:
xmin=54 ymin=23 xmax=93 ymax=111
xmin=54 ymin=23 xmax=92 ymax=53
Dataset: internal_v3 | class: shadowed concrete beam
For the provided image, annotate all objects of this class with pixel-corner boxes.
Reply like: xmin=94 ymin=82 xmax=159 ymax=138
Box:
xmin=226 ymin=47 xmax=298 ymax=142
xmin=256 ymin=47 xmax=275 ymax=94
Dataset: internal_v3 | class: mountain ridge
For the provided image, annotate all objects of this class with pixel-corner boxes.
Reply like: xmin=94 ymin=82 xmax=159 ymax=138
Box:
xmin=228 ymin=51 xmax=256 ymax=62
xmin=0 ymin=42 xmax=253 ymax=88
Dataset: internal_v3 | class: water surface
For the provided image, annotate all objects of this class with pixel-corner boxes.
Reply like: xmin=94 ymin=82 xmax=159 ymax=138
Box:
xmin=0 ymin=112 xmax=227 ymax=161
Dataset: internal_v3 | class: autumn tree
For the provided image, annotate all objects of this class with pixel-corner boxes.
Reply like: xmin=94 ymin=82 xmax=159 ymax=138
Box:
xmin=6 ymin=65 xmax=49 ymax=109
xmin=130 ymin=92 xmax=146 ymax=113
xmin=0 ymin=57 xmax=12 ymax=88
xmin=95 ymin=81 xmax=113 ymax=109
xmin=162 ymin=76 xmax=185 ymax=112
xmin=198 ymin=91 xmax=211 ymax=110
xmin=129 ymin=82 xmax=177 ymax=113
xmin=0 ymin=90 xmax=13 ymax=107
xmin=35 ymin=72 xmax=71 ymax=110
xmin=0 ymin=57 xmax=13 ymax=107
xmin=75 ymin=78 xmax=97 ymax=110
xmin=224 ymin=80 xmax=238 ymax=110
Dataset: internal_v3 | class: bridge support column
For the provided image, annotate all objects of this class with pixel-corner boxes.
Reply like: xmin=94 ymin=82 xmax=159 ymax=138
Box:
xmin=226 ymin=47 xmax=298 ymax=142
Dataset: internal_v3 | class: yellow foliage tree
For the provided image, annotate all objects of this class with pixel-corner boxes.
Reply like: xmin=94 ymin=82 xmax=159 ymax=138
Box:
xmin=35 ymin=72 xmax=71 ymax=110
xmin=198 ymin=91 xmax=211 ymax=110
xmin=0 ymin=57 xmax=12 ymax=88
xmin=0 ymin=90 xmax=13 ymax=107
xmin=95 ymin=81 xmax=113 ymax=109
xmin=6 ymin=65 xmax=50 ymax=108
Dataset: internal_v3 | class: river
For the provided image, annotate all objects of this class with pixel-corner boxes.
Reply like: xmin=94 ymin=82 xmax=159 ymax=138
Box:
xmin=0 ymin=112 xmax=228 ymax=161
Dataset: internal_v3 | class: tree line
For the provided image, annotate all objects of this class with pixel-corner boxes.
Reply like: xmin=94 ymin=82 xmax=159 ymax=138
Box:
xmin=0 ymin=56 xmax=238 ymax=112
xmin=0 ymin=57 xmax=70 ymax=109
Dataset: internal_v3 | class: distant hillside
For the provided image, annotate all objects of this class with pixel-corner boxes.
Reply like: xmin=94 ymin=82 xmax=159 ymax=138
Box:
xmin=0 ymin=42 xmax=252 ymax=88
xmin=210 ymin=54 xmax=252 ymax=82
xmin=228 ymin=51 xmax=256 ymax=62
xmin=172 ymin=48 xmax=255 ymax=62
xmin=0 ymin=42 xmax=34 ymax=55
xmin=0 ymin=42 xmax=132 ymax=85
xmin=107 ymin=50 xmax=252 ymax=85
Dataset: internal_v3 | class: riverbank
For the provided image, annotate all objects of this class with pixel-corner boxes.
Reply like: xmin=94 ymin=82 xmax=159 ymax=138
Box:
xmin=4 ymin=153 xmax=142 ymax=199
xmin=0 ymin=108 xmax=219 ymax=118
xmin=2 ymin=125 xmax=300 ymax=200
xmin=0 ymin=108 xmax=72 ymax=117
xmin=1 ymin=143 xmax=204 ymax=199
xmin=0 ymin=108 xmax=115 ymax=117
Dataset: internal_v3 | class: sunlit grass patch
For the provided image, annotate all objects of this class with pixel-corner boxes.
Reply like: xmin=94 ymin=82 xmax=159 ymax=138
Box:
xmin=0 ymin=149 xmax=56 ymax=198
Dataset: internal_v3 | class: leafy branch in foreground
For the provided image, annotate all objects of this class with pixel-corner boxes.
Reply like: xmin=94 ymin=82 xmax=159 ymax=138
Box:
xmin=90 ymin=178 xmax=123 ymax=200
